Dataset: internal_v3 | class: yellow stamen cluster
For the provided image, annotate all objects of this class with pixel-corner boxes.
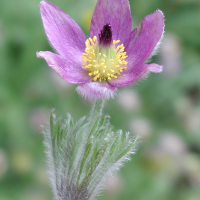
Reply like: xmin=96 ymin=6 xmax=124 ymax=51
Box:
xmin=82 ymin=36 xmax=128 ymax=82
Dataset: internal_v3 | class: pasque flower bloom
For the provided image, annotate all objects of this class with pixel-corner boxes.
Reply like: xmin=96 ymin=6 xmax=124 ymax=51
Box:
xmin=37 ymin=0 xmax=164 ymax=100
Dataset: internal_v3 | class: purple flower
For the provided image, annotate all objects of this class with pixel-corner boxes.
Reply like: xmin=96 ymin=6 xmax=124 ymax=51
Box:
xmin=37 ymin=0 xmax=164 ymax=100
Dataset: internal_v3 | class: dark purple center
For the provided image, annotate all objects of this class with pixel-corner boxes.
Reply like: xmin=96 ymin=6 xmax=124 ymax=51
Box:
xmin=99 ymin=24 xmax=112 ymax=46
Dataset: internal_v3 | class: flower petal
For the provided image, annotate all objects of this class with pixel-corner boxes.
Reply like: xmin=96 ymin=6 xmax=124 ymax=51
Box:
xmin=109 ymin=63 xmax=163 ymax=87
xmin=40 ymin=1 xmax=86 ymax=59
xmin=76 ymin=82 xmax=116 ymax=100
xmin=90 ymin=0 xmax=132 ymax=44
xmin=147 ymin=63 xmax=163 ymax=73
xmin=125 ymin=10 xmax=164 ymax=73
xmin=37 ymin=51 xmax=90 ymax=84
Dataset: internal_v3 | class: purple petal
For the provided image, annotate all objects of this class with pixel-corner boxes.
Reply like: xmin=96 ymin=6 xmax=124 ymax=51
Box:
xmin=125 ymin=10 xmax=164 ymax=73
xmin=90 ymin=0 xmax=132 ymax=44
xmin=147 ymin=63 xmax=163 ymax=73
xmin=109 ymin=63 xmax=163 ymax=87
xmin=37 ymin=51 xmax=90 ymax=84
xmin=76 ymin=82 xmax=117 ymax=100
xmin=40 ymin=1 xmax=86 ymax=59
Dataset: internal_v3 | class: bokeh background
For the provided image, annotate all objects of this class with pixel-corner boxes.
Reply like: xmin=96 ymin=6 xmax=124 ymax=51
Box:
xmin=1 ymin=0 xmax=200 ymax=199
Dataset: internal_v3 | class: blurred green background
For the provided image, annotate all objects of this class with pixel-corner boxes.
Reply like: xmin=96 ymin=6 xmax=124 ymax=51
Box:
xmin=1 ymin=0 xmax=200 ymax=199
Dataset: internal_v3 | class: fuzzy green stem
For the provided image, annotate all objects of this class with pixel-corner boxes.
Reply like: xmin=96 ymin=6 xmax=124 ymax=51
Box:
xmin=76 ymin=99 xmax=105 ymax=186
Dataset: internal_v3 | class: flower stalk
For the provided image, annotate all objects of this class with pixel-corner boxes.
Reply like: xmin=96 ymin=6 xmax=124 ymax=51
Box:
xmin=42 ymin=101 xmax=139 ymax=200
